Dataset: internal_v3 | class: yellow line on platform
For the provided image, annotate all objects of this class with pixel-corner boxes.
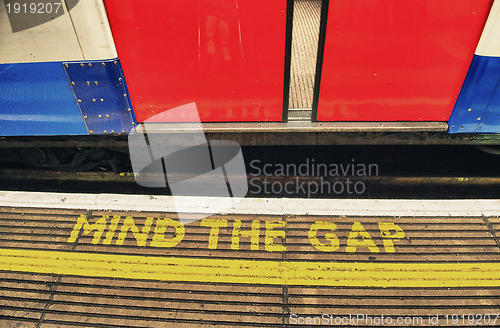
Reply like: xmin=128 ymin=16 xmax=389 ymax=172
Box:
xmin=1 ymin=248 xmax=500 ymax=287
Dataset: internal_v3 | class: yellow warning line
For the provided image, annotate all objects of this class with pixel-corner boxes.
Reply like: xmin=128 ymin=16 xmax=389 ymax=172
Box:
xmin=1 ymin=248 xmax=499 ymax=287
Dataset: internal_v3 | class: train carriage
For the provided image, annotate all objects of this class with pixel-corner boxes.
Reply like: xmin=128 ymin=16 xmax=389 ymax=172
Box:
xmin=0 ymin=0 xmax=499 ymax=165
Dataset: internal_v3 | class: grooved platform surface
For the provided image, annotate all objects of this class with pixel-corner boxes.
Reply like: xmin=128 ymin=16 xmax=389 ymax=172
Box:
xmin=0 ymin=204 xmax=499 ymax=327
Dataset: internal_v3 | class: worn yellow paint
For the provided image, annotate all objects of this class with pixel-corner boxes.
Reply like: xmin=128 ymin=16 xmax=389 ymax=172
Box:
xmin=379 ymin=222 xmax=405 ymax=253
xmin=150 ymin=218 xmax=185 ymax=248
xmin=308 ymin=221 xmax=340 ymax=252
xmin=67 ymin=216 xmax=406 ymax=253
xmin=1 ymin=248 xmax=499 ymax=287
xmin=67 ymin=214 xmax=107 ymax=244
xmin=103 ymin=215 xmax=122 ymax=245
xmin=346 ymin=222 xmax=380 ymax=253
xmin=116 ymin=216 xmax=154 ymax=246
xmin=265 ymin=221 xmax=286 ymax=252
xmin=68 ymin=215 xmax=184 ymax=248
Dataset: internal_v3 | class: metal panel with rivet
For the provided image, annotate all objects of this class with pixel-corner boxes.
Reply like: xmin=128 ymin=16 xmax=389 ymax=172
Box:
xmin=63 ymin=59 xmax=136 ymax=135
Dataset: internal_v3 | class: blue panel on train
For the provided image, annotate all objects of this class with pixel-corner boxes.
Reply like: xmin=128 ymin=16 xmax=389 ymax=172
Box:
xmin=0 ymin=62 xmax=88 ymax=136
xmin=448 ymin=55 xmax=500 ymax=134
xmin=63 ymin=59 xmax=136 ymax=135
xmin=477 ymin=82 xmax=500 ymax=133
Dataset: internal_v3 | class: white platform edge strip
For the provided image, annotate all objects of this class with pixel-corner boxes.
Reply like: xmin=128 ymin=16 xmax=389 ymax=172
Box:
xmin=0 ymin=191 xmax=498 ymax=217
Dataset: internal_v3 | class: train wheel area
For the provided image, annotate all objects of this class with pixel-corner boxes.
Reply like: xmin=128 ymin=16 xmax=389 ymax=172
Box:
xmin=0 ymin=192 xmax=499 ymax=327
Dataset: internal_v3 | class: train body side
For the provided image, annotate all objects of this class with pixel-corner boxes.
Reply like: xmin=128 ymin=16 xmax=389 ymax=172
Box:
xmin=0 ymin=0 xmax=499 ymax=139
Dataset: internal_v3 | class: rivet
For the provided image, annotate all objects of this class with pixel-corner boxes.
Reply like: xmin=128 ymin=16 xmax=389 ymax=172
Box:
xmin=111 ymin=130 xmax=115 ymax=133
xmin=92 ymin=99 xmax=96 ymax=102
xmin=132 ymin=122 xmax=135 ymax=125
xmin=98 ymin=115 xmax=102 ymax=118
xmin=83 ymin=116 xmax=88 ymax=119
xmin=477 ymin=117 xmax=481 ymax=120
xmin=104 ymin=130 xmax=107 ymax=134
xmin=100 ymin=98 xmax=104 ymax=102
xmin=77 ymin=99 xmax=82 ymax=103
xmin=127 ymin=108 xmax=132 ymax=112
xmin=87 ymin=81 xmax=91 ymax=85
xmin=80 ymin=63 xmax=85 ymax=67
xmin=122 ymin=130 xmax=126 ymax=133
xmin=71 ymin=82 xmax=75 ymax=85
xmin=114 ymin=61 xmax=118 ymax=65
xmin=64 ymin=63 xmax=69 ymax=68
xmin=88 ymin=63 xmax=93 ymax=67
xmin=124 ymin=94 xmax=127 ymax=97
xmin=102 ymin=62 xmax=106 ymax=66
xmin=118 ymin=78 xmax=123 ymax=81
xmin=89 ymin=130 xmax=94 ymax=134
xmin=106 ymin=115 xmax=110 ymax=118
xmin=468 ymin=108 xmax=472 ymax=112
xmin=95 ymin=81 xmax=99 ymax=85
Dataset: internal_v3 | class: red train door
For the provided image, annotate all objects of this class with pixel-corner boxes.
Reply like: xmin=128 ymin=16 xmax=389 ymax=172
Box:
xmin=313 ymin=0 xmax=493 ymax=122
xmin=104 ymin=0 xmax=290 ymax=123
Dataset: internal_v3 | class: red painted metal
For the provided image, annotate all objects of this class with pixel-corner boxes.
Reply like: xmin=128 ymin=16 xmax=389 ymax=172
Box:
xmin=316 ymin=0 xmax=493 ymax=122
xmin=103 ymin=0 xmax=287 ymax=122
